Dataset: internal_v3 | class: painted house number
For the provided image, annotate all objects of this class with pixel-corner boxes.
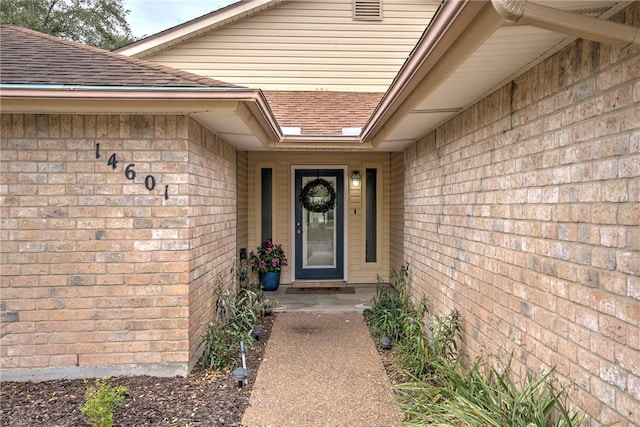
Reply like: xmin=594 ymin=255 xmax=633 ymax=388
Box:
xmin=96 ymin=143 xmax=169 ymax=200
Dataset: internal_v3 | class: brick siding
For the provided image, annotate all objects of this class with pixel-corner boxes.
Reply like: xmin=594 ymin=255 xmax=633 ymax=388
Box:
xmin=401 ymin=6 xmax=639 ymax=426
xmin=186 ymin=121 xmax=238 ymax=370
xmin=0 ymin=114 xmax=237 ymax=380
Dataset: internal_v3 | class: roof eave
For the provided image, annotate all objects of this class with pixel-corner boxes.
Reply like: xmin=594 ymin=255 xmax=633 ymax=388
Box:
xmin=0 ymin=86 xmax=283 ymax=146
xmin=361 ymin=0 xmax=504 ymax=147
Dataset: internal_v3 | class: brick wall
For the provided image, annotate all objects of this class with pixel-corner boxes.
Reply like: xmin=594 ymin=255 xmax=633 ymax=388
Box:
xmin=186 ymin=121 xmax=238 ymax=370
xmin=401 ymin=5 xmax=639 ymax=426
xmin=0 ymin=114 xmax=237 ymax=380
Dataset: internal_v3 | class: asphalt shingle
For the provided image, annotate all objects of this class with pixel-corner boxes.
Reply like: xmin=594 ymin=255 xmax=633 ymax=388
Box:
xmin=0 ymin=25 xmax=238 ymax=88
xmin=263 ymin=91 xmax=383 ymax=136
xmin=1 ymin=26 xmax=384 ymax=139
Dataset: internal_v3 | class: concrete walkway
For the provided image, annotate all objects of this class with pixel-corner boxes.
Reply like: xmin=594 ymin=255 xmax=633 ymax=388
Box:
xmin=241 ymin=311 xmax=403 ymax=427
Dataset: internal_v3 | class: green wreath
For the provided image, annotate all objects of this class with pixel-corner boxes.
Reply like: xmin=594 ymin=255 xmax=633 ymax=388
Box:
xmin=299 ymin=178 xmax=336 ymax=213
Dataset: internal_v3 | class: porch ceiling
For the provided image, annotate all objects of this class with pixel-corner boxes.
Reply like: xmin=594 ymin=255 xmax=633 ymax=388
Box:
xmin=193 ymin=109 xmax=269 ymax=151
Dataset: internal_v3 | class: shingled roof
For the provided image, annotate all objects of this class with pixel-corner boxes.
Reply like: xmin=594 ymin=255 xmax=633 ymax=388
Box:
xmin=1 ymin=26 xmax=384 ymax=140
xmin=0 ymin=25 xmax=238 ymax=88
xmin=263 ymin=91 xmax=383 ymax=136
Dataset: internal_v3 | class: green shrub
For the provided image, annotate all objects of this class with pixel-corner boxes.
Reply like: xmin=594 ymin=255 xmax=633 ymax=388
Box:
xmin=398 ymin=359 xmax=582 ymax=427
xmin=365 ymin=263 xmax=425 ymax=342
xmin=365 ymin=263 xmax=460 ymax=379
xmin=395 ymin=308 xmax=461 ymax=380
xmin=80 ymin=377 xmax=127 ymax=427
xmin=366 ymin=263 xmax=582 ymax=426
xmin=201 ymin=265 xmax=269 ymax=371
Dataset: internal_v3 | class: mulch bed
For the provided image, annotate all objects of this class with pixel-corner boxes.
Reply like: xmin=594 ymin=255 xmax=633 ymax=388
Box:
xmin=1 ymin=315 xmax=408 ymax=426
xmin=0 ymin=315 xmax=275 ymax=427
xmin=376 ymin=345 xmax=409 ymax=388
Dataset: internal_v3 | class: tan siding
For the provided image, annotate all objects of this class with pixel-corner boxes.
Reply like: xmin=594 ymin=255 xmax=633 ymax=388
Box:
xmin=347 ymin=161 xmax=363 ymax=280
xmin=247 ymin=152 xmax=391 ymax=284
xmin=147 ymin=0 xmax=440 ymax=92
xmin=389 ymin=151 xmax=404 ymax=272
xmin=349 ymin=159 xmax=391 ymax=283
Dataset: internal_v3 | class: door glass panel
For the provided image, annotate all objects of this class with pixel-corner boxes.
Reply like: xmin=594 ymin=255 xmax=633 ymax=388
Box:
xmin=302 ymin=176 xmax=336 ymax=268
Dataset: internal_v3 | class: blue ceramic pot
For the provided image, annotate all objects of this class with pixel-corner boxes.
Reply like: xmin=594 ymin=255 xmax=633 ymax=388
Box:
xmin=259 ymin=271 xmax=280 ymax=291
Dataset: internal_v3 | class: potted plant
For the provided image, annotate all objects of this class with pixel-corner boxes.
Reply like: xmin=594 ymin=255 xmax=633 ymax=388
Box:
xmin=248 ymin=240 xmax=288 ymax=291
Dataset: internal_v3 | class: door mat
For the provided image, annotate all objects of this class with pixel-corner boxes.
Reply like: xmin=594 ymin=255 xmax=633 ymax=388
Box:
xmin=285 ymin=287 xmax=356 ymax=294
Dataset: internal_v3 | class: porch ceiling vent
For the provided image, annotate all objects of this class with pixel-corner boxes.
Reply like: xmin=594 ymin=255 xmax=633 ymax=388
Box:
xmin=281 ymin=126 xmax=301 ymax=136
xmin=342 ymin=127 xmax=361 ymax=136
xmin=353 ymin=0 xmax=382 ymax=21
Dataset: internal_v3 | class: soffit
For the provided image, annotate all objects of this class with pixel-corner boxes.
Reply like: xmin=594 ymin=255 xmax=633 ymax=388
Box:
xmin=371 ymin=0 xmax=630 ymax=152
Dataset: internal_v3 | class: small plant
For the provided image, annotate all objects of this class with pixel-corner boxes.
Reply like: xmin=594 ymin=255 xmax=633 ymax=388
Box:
xmin=365 ymin=263 xmax=460 ymax=379
xmin=201 ymin=265 xmax=270 ymax=371
xmin=394 ymin=309 xmax=458 ymax=380
xmin=398 ymin=359 xmax=583 ymax=427
xmin=366 ymin=263 xmax=582 ymax=426
xmin=80 ymin=377 xmax=127 ymax=427
xmin=365 ymin=263 xmax=422 ymax=342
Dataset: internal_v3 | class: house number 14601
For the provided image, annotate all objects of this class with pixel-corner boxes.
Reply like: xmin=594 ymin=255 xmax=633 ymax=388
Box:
xmin=96 ymin=143 xmax=169 ymax=200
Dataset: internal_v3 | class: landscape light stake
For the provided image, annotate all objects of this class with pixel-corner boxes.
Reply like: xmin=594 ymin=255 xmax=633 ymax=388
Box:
xmin=232 ymin=341 xmax=248 ymax=387
xmin=251 ymin=325 xmax=264 ymax=340
xmin=380 ymin=336 xmax=392 ymax=350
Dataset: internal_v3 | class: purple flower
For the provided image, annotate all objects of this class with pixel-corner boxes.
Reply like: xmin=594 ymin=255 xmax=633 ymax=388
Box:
xmin=259 ymin=261 xmax=267 ymax=269
xmin=271 ymin=258 xmax=280 ymax=267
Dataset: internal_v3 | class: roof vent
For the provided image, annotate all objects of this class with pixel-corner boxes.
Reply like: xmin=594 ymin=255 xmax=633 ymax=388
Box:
xmin=353 ymin=0 xmax=382 ymax=21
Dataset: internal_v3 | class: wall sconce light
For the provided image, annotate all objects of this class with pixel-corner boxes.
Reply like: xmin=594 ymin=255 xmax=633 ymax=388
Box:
xmin=351 ymin=170 xmax=361 ymax=187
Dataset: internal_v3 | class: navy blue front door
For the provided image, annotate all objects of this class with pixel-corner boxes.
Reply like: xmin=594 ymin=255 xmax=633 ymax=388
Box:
xmin=294 ymin=169 xmax=344 ymax=280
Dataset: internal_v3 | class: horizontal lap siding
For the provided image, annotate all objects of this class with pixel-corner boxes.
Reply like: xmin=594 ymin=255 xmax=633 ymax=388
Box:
xmin=402 ymin=4 xmax=640 ymax=425
xmin=246 ymin=152 xmax=391 ymax=284
xmin=148 ymin=0 xmax=440 ymax=91
xmin=389 ymin=151 xmax=404 ymax=272
xmin=237 ymin=151 xmax=249 ymax=255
